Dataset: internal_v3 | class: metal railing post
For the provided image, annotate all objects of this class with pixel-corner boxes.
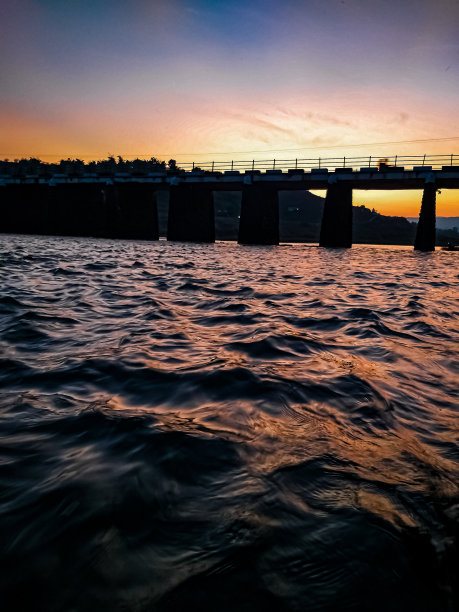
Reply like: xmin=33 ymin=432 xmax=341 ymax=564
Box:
xmin=175 ymin=152 xmax=457 ymax=174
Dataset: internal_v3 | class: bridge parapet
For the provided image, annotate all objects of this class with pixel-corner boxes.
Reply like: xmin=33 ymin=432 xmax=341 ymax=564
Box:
xmin=1 ymin=162 xmax=458 ymax=188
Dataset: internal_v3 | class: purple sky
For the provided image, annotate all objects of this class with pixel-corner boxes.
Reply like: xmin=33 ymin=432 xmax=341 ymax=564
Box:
xmin=1 ymin=0 xmax=458 ymax=183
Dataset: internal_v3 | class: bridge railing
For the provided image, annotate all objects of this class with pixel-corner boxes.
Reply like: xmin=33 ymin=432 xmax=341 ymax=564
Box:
xmin=176 ymin=154 xmax=457 ymax=173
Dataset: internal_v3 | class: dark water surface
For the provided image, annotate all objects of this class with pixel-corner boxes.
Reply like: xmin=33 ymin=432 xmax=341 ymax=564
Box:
xmin=0 ymin=235 xmax=458 ymax=612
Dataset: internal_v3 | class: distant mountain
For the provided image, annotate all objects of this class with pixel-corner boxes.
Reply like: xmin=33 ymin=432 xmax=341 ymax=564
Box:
xmin=278 ymin=196 xmax=458 ymax=245
xmin=407 ymin=217 xmax=459 ymax=230
xmin=157 ymin=191 xmax=459 ymax=246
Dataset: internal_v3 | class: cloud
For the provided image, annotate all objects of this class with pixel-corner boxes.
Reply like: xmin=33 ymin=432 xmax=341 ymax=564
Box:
xmin=272 ymin=105 xmax=355 ymax=127
xmin=218 ymin=110 xmax=297 ymax=139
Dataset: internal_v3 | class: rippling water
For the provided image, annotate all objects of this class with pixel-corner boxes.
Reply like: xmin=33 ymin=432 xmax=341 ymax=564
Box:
xmin=0 ymin=234 xmax=458 ymax=612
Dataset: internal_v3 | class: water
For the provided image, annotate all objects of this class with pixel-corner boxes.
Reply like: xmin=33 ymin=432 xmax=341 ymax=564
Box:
xmin=0 ymin=234 xmax=458 ymax=612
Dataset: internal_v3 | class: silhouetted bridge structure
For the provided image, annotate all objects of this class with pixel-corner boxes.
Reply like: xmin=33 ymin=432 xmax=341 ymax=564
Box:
xmin=1 ymin=154 xmax=458 ymax=251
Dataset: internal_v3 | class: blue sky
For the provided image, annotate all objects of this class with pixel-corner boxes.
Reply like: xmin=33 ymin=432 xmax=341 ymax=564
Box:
xmin=1 ymin=0 xmax=458 ymax=165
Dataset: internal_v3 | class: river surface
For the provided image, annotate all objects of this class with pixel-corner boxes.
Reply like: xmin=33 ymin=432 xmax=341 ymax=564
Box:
xmin=0 ymin=234 xmax=458 ymax=612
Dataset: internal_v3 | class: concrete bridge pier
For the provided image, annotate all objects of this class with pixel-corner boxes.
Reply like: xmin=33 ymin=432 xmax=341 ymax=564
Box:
xmin=319 ymin=183 xmax=353 ymax=248
xmin=47 ymin=183 xmax=111 ymax=237
xmin=167 ymin=184 xmax=215 ymax=242
xmin=114 ymin=183 xmax=159 ymax=240
xmin=0 ymin=184 xmax=51 ymax=235
xmin=238 ymin=183 xmax=279 ymax=245
xmin=414 ymin=181 xmax=436 ymax=251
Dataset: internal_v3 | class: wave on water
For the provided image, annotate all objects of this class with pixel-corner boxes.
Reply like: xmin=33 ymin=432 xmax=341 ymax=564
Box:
xmin=0 ymin=235 xmax=458 ymax=611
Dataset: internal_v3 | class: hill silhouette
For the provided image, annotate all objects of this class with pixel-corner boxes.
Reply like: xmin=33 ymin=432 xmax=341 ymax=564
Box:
xmin=192 ymin=191 xmax=457 ymax=246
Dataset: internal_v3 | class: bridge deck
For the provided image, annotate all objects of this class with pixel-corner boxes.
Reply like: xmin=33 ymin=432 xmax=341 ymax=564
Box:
xmin=2 ymin=167 xmax=459 ymax=190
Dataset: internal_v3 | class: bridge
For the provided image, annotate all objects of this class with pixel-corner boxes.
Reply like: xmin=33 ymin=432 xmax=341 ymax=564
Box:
xmin=1 ymin=154 xmax=458 ymax=251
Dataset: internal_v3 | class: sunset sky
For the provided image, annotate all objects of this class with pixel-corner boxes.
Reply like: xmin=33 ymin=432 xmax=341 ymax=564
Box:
xmin=1 ymin=0 xmax=458 ymax=215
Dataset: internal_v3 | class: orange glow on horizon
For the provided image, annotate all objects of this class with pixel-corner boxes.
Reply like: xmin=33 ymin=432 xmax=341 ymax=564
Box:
xmin=308 ymin=189 xmax=458 ymax=217
xmin=353 ymin=189 xmax=458 ymax=218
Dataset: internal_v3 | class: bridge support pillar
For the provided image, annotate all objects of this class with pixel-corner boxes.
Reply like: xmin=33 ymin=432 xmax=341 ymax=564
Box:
xmin=167 ymin=184 xmax=215 ymax=242
xmin=319 ymin=183 xmax=353 ymax=248
xmin=414 ymin=182 xmax=436 ymax=251
xmin=113 ymin=183 xmax=159 ymax=240
xmin=238 ymin=183 xmax=279 ymax=245
xmin=0 ymin=184 xmax=51 ymax=235
xmin=47 ymin=183 xmax=113 ymax=237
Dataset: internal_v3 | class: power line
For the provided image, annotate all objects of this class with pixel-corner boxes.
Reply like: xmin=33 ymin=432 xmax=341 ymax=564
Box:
xmin=163 ymin=137 xmax=459 ymax=156
xmin=1 ymin=136 xmax=459 ymax=159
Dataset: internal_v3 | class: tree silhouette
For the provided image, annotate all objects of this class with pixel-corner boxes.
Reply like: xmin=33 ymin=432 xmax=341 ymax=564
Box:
xmin=0 ymin=156 xmax=168 ymax=177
